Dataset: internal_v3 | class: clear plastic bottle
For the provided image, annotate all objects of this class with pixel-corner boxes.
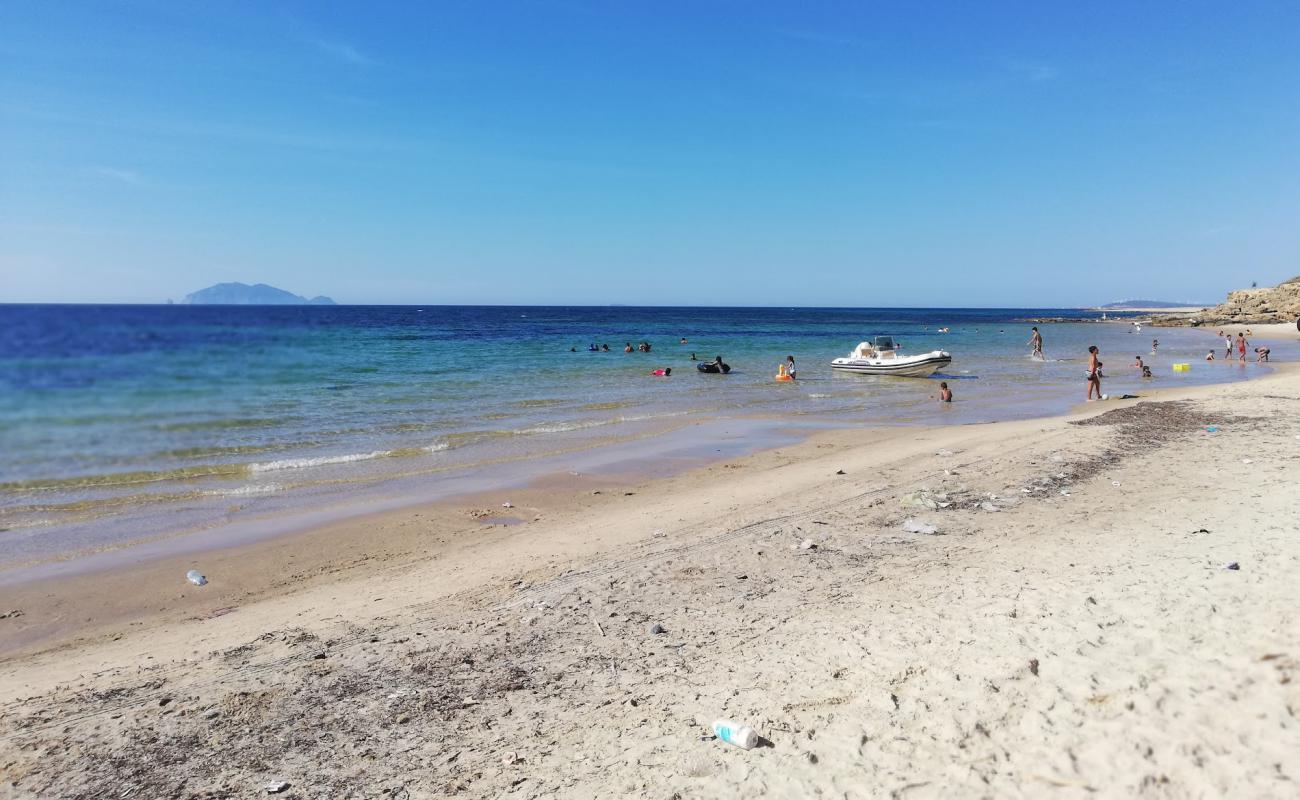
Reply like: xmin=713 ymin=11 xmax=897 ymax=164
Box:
xmin=712 ymin=720 xmax=758 ymax=750
xmin=186 ymin=569 xmax=208 ymax=586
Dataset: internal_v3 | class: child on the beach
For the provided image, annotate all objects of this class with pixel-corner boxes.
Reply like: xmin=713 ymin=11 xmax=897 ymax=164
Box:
xmin=1206 ymin=351 xmax=1215 ymax=361
xmin=931 ymin=381 xmax=952 ymax=402
xmin=1132 ymin=356 xmax=1144 ymax=369
xmin=1255 ymin=346 xmax=1270 ymax=362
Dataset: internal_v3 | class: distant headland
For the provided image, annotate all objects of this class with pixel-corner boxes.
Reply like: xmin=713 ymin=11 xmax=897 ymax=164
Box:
xmin=1098 ymin=299 xmax=1210 ymax=310
xmin=1151 ymin=276 xmax=1300 ymax=327
xmin=181 ymin=282 xmax=336 ymax=305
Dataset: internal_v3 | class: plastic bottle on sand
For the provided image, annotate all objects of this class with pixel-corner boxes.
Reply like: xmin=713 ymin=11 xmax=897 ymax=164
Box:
xmin=712 ymin=720 xmax=758 ymax=750
xmin=186 ymin=569 xmax=208 ymax=586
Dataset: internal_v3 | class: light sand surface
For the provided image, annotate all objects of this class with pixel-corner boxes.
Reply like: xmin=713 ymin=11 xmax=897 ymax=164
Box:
xmin=1223 ymin=322 xmax=1300 ymax=343
xmin=2 ymin=371 xmax=1299 ymax=798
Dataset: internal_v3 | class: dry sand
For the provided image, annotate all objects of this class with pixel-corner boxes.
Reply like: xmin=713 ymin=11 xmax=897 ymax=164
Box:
xmin=2 ymin=371 xmax=1299 ymax=798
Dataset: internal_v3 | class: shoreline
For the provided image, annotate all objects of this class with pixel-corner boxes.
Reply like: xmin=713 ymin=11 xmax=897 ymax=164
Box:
xmin=0 ymin=364 xmax=1291 ymax=662
xmin=2 ymin=364 xmax=1297 ymax=796
xmin=0 ymin=355 xmax=1293 ymax=661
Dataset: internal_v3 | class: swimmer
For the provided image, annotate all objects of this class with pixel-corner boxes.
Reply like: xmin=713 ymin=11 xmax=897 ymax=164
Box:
xmin=784 ymin=355 xmax=796 ymax=380
xmin=601 ymin=343 xmax=610 ymax=352
xmin=1132 ymin=356 xmax=1144 ymax=369
xmin=1027 ymin=326 xmax=1044 ymax=358
xmin=1151 ymin=338 xmax=1159 ymax=354
xmin=624 ymin=342 xmax=633 ymax=353
xmin=931 ymin=381 xmax=952 ymax=402
xmin=680 ymin=337 xmax=688 ymax=345
xmin=1141 ymin=365 xmax=1153 ymax=378
xmin=651 ymin=367 xmax=672 ymax=376
xmin=689 ymin=352 xmax=697 ymax=361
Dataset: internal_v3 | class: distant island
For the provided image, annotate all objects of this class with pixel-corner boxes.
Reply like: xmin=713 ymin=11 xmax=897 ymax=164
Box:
xmin=181 ymin=282 xmax=336 ymax=305
xmin=1099 ymin=299 xmax=1209 ymax=309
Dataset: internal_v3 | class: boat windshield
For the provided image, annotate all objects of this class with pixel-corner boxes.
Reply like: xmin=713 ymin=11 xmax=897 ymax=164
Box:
xmin=873 ymin=336 xmax=896 ymax=351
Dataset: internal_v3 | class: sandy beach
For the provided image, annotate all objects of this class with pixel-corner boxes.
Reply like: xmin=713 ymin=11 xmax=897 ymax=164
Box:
xmin=2 ymin=365 xmax=1298 ymax=798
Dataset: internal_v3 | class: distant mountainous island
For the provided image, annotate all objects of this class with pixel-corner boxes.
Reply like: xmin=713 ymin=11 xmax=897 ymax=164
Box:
xmin=1099 ymin=299 xmax=1208 ymax=309
xmin=181 ymin=282 xmax=336 ymax=305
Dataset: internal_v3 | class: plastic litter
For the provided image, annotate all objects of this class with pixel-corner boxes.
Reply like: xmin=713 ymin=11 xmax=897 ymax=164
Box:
xmin=901 ymin=519 xmax=938 ymax=535
xmin=796 ymin=538 xmax=816 ymax=550
xmin=712 ymin=719 xmax=759 ymax=750
xmin=1223 ymin=562 xmax=1240 ymax=571
xmin=186 ymin=570 xmax=208 ymax=586
xmin=263 ymin=781 xmax=290 ymax=794
xmin=1206 ymin=426 xmax=1219 ymax=433
xmin=978 ymin=502 xmax=1001 ymax=512
xmin=501 ymin=502 xmax=513 ymax=508
xmin=901 ymin=491 xmax=950 ymax=510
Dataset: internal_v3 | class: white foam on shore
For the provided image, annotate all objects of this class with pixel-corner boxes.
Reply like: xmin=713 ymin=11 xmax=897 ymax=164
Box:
xmin=250 ymin=451 xmax=392 ymax=473
xmin=204 ymin=483 xmax=283 ymax=497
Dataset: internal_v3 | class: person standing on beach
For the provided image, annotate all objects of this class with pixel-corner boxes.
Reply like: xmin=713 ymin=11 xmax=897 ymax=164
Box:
xmin=1237 ymin=332 xmax=1248 ymax=362
xmin=1028 ymin=327 xmax=1043 ymax=359
xmin=1087 ymin=346 xmax=1102 ymax=400
xmin=1225 ymin=333 xmax=1234 ymax=359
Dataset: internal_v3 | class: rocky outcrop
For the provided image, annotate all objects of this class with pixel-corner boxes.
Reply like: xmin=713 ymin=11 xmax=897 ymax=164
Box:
xmin=1152 ymin=277 xmax=1300 ymax=327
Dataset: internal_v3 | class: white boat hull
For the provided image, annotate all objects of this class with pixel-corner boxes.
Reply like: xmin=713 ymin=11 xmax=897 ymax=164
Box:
xmin=830 ymin=351 xmax=951 ymax=377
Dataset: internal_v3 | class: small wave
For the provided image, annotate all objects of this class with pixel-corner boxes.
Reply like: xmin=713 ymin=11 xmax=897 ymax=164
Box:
xmin=250 ymin=451 xmax=391 ymax=472
xmin=807 ymin=393 xmax=830 ymax=399
xmin=248 ymin=442 xmax=449 ymax=473
xmin=203 ymin=483 xmax=283 ymax=498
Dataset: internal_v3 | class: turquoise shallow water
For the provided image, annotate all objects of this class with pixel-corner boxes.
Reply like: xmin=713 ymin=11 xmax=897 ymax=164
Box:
xmin=0 ymin=304 xmax=1283 ymax=570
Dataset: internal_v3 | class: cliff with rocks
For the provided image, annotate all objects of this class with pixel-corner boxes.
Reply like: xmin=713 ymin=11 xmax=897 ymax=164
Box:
xmin=1151 ymin=277 xmax=1300 ymax=327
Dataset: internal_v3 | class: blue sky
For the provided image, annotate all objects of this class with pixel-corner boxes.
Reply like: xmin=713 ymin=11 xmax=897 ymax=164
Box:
xmin=2 ymin=1 xmax=1298 ymax=306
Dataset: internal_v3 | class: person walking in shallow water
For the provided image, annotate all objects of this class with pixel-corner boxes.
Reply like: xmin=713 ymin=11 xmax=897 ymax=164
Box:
xmin=1087 ymin=345 xmax=1103 ymax=400
xmin=1237 ymin=332 xmax=1248 ymax=362
xmin=1028 ymin=326 xmax=1043 ymax=359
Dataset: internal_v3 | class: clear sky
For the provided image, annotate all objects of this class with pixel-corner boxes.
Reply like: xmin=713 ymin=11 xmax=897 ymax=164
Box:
xmin=2 ymin=1 xmax=1298 ymax=306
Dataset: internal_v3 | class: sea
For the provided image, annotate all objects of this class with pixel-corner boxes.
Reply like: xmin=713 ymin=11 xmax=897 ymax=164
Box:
xmin=0 ymin=304 xmax=1279 ymax=579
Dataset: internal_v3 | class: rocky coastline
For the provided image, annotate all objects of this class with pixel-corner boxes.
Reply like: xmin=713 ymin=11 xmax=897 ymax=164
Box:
xmin=1151 ymin=276 xmax=1300 ymax=327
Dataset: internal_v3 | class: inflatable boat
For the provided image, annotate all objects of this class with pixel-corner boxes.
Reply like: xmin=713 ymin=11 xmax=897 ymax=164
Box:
xmin=697 ymin=357 xmax=731 ymax=374
xmin=830 ymin=336 xmax=950 ymax=378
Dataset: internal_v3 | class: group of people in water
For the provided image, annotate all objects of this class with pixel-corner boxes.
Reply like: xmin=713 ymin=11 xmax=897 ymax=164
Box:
xmin=1085 ymin=327 xmax=1274 ymax=401
xmin=573 ymin=323 xmax=1275 ymax=405
xmin=1207 ymin=330 xmax=1267 ymax=362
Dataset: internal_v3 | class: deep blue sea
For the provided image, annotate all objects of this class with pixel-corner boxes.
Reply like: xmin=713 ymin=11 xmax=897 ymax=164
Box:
xmin=0 ymin=304 xmax=1275 ymax=573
